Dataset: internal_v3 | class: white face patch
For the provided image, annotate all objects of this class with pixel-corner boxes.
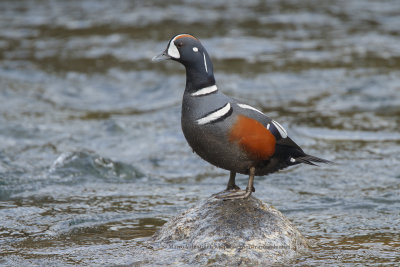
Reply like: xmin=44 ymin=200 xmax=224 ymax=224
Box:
xmin=167 ymin=41 xmax=180 ymax=59
xmin=167 ymin=33 xmax=195 ymax=59
xmin=203 ymin=52 xmax=208 ymax=73
xmin=272 ymin=120 xmax=288 ymax=138
xmin=290 ymin=157 xmax=296 ymax=163
xmin=193 ymin=47 xmax=199 ymax=52
xmin=196 ymin=103 xmax=231 ymax=125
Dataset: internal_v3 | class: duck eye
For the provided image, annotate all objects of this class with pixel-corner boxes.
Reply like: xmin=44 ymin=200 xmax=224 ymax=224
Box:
xmin=177 ymin=42 xmax=183 ymax=48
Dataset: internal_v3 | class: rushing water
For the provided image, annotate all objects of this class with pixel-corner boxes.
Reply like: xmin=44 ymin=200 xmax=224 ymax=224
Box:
xmin=1 ymin=0 xmax=399 ymax=265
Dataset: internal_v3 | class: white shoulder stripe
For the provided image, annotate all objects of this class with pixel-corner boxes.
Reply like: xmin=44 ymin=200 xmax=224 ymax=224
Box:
xmin=196 ymin=103 xmax=231 ymax=125
xmin=272 ymin=120 xmax=288 ymax=138
xmin=191 ymin=85 xmax=218 ymax=96
xmin=237 ymin=103 xmax=264 ymax=115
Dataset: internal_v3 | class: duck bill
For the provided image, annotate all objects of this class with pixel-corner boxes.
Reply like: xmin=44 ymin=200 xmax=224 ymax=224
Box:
xmin=152 ymin=49 xmax=171 ymax=62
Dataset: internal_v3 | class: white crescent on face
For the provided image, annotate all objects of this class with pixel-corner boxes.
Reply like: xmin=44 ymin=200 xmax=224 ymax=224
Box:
xmin=168 ymin=39 xmax=180 ymax=59
xmin=167 ymin=34 xmax=198 ymax=59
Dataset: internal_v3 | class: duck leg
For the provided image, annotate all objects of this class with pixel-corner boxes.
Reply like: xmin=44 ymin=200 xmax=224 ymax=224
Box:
xmin=216 ymin=167 xmax=255 ymax=200
xmin=226 ymin=171 xmax=240 ymax=191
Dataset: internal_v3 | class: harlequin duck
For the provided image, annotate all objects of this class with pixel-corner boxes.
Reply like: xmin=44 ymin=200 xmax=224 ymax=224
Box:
xmin=153 ymin=34 xmax=331 ymax=200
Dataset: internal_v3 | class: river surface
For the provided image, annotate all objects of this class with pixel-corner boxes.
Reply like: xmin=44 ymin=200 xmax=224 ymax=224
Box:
xmin=1 ymin=0 xmax=399 ymax=266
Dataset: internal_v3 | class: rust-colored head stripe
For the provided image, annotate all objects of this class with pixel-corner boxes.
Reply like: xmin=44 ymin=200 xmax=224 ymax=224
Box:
xmin=174 ymin=34 xmax=198 ymax=41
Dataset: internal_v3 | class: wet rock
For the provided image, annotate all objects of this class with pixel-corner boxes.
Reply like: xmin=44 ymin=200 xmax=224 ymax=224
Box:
xmin=150 ymin=192 xmax=308 ymax=266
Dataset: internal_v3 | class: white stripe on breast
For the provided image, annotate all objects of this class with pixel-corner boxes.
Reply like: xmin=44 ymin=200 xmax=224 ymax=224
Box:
xmin=191 ymin=85 xmax=218 ymax=96
xmin=196 ymin=103 xmax=231 ymax=125
xmin=237 ymin=103 xmax=264 ymax=115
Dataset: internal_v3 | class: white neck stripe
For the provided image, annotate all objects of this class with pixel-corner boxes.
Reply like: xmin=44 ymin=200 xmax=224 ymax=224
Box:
xmin=203 ymin=52 xmax=208 ymax=73
xmin=196 ymin=103 xmax=231 ymax=125
xmin=191 ymin=85 xmax=218 ymax=96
